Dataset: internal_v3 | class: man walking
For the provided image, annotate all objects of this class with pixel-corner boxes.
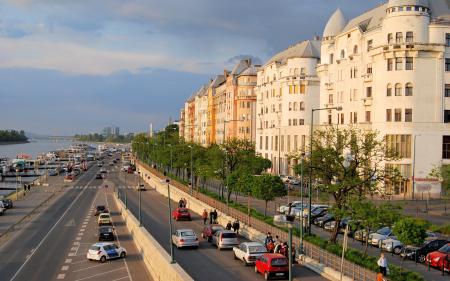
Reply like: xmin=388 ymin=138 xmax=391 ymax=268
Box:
xmin=377 ymin=253 xmax=387 ymax=276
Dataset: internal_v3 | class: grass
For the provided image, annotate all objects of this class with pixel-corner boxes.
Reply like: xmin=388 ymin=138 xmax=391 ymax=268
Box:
xmin=429 ymin=223 xmax=450 ymax=236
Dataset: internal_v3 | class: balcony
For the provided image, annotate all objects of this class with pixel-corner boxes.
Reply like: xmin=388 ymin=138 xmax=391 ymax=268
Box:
xmin=362 ymin=97 xmax=373 ymax=106
xmin=363 ymin=73 xmax=373 ymax=83
xmin=325 ymin=82 xmax=334 ymax=90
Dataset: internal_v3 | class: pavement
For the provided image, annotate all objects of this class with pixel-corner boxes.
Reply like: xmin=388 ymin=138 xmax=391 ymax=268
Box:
xmin=111 ymin=170 xmax=327 ymax=281
xmin=0 ymin=159 xmax=151 ymax=281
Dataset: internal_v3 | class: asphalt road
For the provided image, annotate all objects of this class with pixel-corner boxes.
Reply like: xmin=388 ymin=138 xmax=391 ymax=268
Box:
xmin=112 ymin=171 xmax=327 ymax=281
xmin=0 ymin=161 xmax=150 ymax=281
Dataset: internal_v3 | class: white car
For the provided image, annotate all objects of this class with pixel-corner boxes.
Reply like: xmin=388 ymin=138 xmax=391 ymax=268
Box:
xmin=172 ymin=229 xmax=199 ymax=248
xmin=381 ymin=237 xmax=403 ymax=254
xmin=212 ymin=230 xmax=239 ymax=250
xmin=277 ymin=201 xmax=304 ymax=214
xmin=369 ymin=227 xmax=394 ymax=246
xmin=87 ymin=242 xmax=126 ymax=263
xmin=233 ymin=242 xmax=267 ymax=265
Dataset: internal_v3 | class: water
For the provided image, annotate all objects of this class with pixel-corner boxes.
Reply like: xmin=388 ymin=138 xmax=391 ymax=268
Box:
xmin=0 ymin=138 xmax=76 ymax=159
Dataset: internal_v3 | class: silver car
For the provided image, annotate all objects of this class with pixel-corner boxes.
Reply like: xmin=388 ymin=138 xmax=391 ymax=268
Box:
xmin=172 ymin=229 xmax=199 ymax=248
xmin=212 ymin=230 xmax=239 ymax=250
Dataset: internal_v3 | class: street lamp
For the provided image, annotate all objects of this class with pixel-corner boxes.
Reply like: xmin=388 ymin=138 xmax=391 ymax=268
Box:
xmin=137 ymin=170 xmax=142 ymax=227
xmin=299 ymin=152 xmax=307 ymax=254
xmin=274 ymin=213 xmax=295 ymax=281
xmin=308 ymin=106 xmax=342 ymax=234
xmin=165 ymin=176 xmax=175 ymax=264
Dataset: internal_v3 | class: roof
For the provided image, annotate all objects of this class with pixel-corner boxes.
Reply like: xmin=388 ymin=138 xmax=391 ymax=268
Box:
xmin=211 ymin=75 xmax=226 ymax=88
xmin=388 ymin=0 xmax=429 ymax=8
xmin=265 ymin=40 xmax=321 ymax=66
xmin=323 ymin=9 xmax=346 ymax=37
xmin=341 ymin=4 xmax=387 ymax=33
xmin=238 ymin=65 xmax=258 ymax=76
xmin=230 ymin=59 xmax=251 ymax=75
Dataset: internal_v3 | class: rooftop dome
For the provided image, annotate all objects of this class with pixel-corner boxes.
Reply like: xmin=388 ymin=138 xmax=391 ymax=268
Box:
xmin=387 ymin=0 xmax=429 ymax=9
xmin=323 ymin=8 xmax=347 ymax=38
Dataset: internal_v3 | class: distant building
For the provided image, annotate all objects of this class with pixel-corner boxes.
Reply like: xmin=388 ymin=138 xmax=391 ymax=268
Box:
xmin=103 ymin=127 xmax=112 ymax=137
xmin=114 ymin=127 xmax=120 ymax=136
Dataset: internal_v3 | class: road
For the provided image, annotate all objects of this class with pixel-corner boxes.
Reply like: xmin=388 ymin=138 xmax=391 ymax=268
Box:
xmin=0 ymin=161 xmax=151 ymax=281
xmin=112 ymin=170 xmax=327 ymax=281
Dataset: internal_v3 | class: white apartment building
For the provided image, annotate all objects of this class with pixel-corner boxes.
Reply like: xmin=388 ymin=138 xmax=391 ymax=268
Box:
xmin=317 ymin=0 xmax=450 ymax=198
xmin=194 ymin=85 xmax=209 ymax=146
xmin=256 ymin=39 xmax=321 ymax=175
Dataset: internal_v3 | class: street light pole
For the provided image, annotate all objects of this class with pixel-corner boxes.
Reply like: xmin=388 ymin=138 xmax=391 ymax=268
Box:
xmin=138 ymin=170 xmax=142 ymax=227
xmin=300 ymin=155 xmax=304 ymax=254
xmin=166 ymin=178 xmax=175 ymax=264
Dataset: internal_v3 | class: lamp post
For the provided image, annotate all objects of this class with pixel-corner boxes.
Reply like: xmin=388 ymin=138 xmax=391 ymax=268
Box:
xmin=308 ymin=106 xmax=342 ymax=234
xmin=299 ymin=153 xmax=306 ymax=254
xmin=137 ymin=170 xmax=142 ymax=227
xmin=166 ymin=177 xmax=175 ymax=264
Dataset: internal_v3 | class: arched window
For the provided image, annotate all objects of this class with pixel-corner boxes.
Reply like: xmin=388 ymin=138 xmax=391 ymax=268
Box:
xmin=405 ymin=83 xmax=413 ymax=96
xmin=387 ymin=84 xmax=392 ymax=96
xmin=300 ymin=102 xmax=305 ymax=111
xmin=353 ymin=45 xmax=358 ymax=54
xmin=395 ymin=83 xmax=402 ymax=96
xmin=406 ymin=32 xmax=414 ymax=43
xmin=340 ymin=50 xmax=345 ymax=59
xmin=293 ymin=102 xmax=298 ymax=111
xmin=288 ymin=102 xmax=292 ymax=111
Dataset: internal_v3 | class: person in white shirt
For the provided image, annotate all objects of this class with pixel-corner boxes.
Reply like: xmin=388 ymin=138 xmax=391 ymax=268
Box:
xmin=377 ymin=253 xmax=388 ymax=276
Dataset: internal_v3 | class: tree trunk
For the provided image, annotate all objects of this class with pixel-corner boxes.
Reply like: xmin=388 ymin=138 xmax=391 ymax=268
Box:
xmin=330 ymin=219 xmax=341 ymax=243
xmin=227 ymin=189 xmax=232 ymax=203
xmin=363 ymin=227 xmax=369 ymax=256
xmin=264 ymin=201 xmax=268 ymax=217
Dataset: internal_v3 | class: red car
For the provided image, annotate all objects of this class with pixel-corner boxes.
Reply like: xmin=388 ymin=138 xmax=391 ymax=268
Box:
xmin=254 ymin=253 xmax=289 ymax=280
xmin=172 ymin=208 xmax=191 ymax=221
xmin=201 ymin=224 xmax=224 ymax=242
xmin=426 ymin=243 xmax=450 ymax=271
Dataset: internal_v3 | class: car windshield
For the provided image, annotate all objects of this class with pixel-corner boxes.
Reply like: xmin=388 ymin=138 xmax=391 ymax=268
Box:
xmin=377 ymin=227 xmax=391 ymax=235
xmin=181 ymin=231 xmax=195 ymax=237
xmin=271 ymin=258 xmax=288 ymax=266
xmin=249 ymin=246 xmax=267 ymax=254
xmin=438 ymin=244 xmax=450 ymax=254
xmin=222 ymin=232 xmax=237 ymax=239
xmin=179 ymin=209 xmax=188 ymax=213
xmin=100 ymin=227 xmax=113 ymax=233
xmin=211 ymin=226 xmax=223 ymax=233
xmin=100 ymin=214 xmax=110 ymax=219
xmin=89 ymin=246 xmax=100 ymax=251
xmin=97 ymin=206 xmax=105 ymax=211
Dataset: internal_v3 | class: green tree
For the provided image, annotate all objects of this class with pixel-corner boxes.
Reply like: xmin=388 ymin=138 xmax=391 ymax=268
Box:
xmin=393 ymin=217 xmax=429 ymax=247
xmin=252 ymin=174 xmax=286 ymax=216
xmin=294 ymin=127 xmax=399 ymax=243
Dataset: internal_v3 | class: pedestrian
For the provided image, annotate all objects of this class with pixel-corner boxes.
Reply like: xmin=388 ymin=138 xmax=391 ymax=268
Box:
xmin=202 ymin=209 xmax=208 ymax=225
xmin=274 ymin=243 xmax=281 ymax=254
xmin=212 ymin=209 xmax=218 ymax=224
xmin=377 ymin=253 xmax=387 ymax=277
xmin=232 ymin=219 xmax=240 ymax=234
xmin=266 ymin=241 xmax=275 ymax=253
xmin=274 ymin=235 xmax=280 ymax=245
xmin=376 ymin=272 xmax=385 ymax=281
xmin=182 ymin=198 xmax=188 ymax=208
xmin=178 ymin=198 xmax=184 ymax=208
xmin=280 ymin=242 xmax=288 ymax=258
xmin=264 ymin=232 xmax=274 ymax=247
xmin=209 ymin=209 xmax=213 ymax=224
xmin=226 ymin=221 xmax=232 ymax=230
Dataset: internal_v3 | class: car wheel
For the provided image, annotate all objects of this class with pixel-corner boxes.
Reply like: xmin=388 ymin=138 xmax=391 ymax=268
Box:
xmin=100 ymin=256 xmax=106 ymax=263
xmin=120 ymin=252 xmax=126 ymax=258
xmin=254 ymin=266 xmax=258 ymax=274
xmin=243 ymin=258 xmax=248 ymax=266
xmin=394 ymin=247 xmax=402 ymax=255
xmin=418 ymin=254 xmax=426 ymax=263
xmin=264 ymin=271 xmax=269 ymax=280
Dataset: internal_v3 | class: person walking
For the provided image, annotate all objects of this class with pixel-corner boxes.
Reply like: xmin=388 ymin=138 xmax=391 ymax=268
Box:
xmin=182 ymin=198 xmax=187 ymax=208
xmin=226 ymin=221 xmax=232 ymax=230
xmin=377 ymin=253 xmax=387 ymax=277
xmin=212 ymin=209 xmax=218 ymax=224
xmin=264 ymin=232 xmax=274 ymax=247
xmin=232 ymin=219 xmax=240 ymax=234
xmin=178 ymin=198 xmax=184 ymax=208
xmin=209 ymin=209 xmax=214 ymax=224
xmin=202 ymin=209 xmax=208 ymax=225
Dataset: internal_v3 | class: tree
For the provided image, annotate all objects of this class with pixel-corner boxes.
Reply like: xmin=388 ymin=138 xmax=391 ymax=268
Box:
xmin=393 ymin=217 xmax=429 ymax=246
xmin=294 ymin=127 xmax=399 ymax=243
xmin=252 ymin=174 xmax=286 ymax=216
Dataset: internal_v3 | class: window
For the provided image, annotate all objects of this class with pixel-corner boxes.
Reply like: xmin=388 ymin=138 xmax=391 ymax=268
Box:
xmin=406 ymin=32 xmax=414 ymax=43
xmin=405 ymin=109 xmax=412 ymax=122
xmin=367 ymin=64 xmax=372 ymax=74
xmin=396 ymin=58 xmax=403 ymax=70
xmin=300 ymin=84 xmax=305 ymax=94
xmin=339 ymin=113 xmax=344 ymax=124
xmin=396 ymin=32 xmax=403 ymax=43
xmin=394 ymin=108 xmax=402 ymax=122
xmin=353 ymin=45 xmax=358 ymax=54
xmin=287 ymin=135 xmax=291 ymax=152
xmin=443 ymin=136 xmax=450 ymax=159
xmin=387 ymin=84 xmax=392 ymax=96
xmin=395 ymin=83 xmax=402 ymax=96
xmin=353 ymin=112 xmax=358 ymax=123
xmin=259 ymin=136 xmax=263 ymax=150
xmin=293 ymin=119 xmax=298 ymax=126
xmin=288 ymin=102 xmax=292 ymax=111
xmin=294 ymin=85 xmax=299 ymax=93
xmin=366 ymin=87 xmax=372 ymax=98
xmin=386 ymin=109 xmax=392 ymax=122
xmin=299 ymin=119 xmax=304 ymax=125
xmin=288 ymin=119 xmax=292 ymax=126
xmin=340 ymin=50 xmax=345 ymax=59
xmin=275 ymin=136 xmax=278 ymax=151
xmin=281 ymin=136 xmax=284 ymax=152
xmin=445 ymin=84 xmax=450 ymax=97
xmin=367 ymin=40 xmax=373 ymax=51
xmin=365 ymin=111 xmax=371 ymax=123
xmin=386 ymin=135 xmax=412 ymax=158
xmin=329 ymin=94 xmax=334 ymax=103
xmin=329 ymin=53 xmax=334 ymax=64
xmin=294 ymin=135 xmax=298 ymax=151
xmin=300 ymin=102 xmax=305 ymax=111
xmin=446 ymin=33 xmax=450 ymax=47
xmin=328 ymin=114 xmax=332 ymax=124
xmin=289 ymin=85 xmax=293 ymax=94
xmin=387 ymin=59 xmax=393 ymax=71
xmin=405 ymin=57 xmax=413 ymax=70
xmin=265 ymin=136 xmax=268 ymax=150
xmin=388 ymin=33 xmax=393 ymax=44
xmin=300 ymin=68 xmax=306 ymax=75
xmin=445 ymin=110 xmax=450 ymax=123
xmin=446 ymin=59 xmax=450 ymax=72
xmin=293 ymin=102 xmax=298 ymax=111
xmin=405 ymin=83 xmax=413 ymax=96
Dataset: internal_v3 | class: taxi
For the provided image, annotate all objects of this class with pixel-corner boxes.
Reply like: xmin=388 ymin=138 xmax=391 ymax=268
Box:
xmin=87 ymin=242 xmax=126 ymax=263
xmin=98 ymin=213 xmax=112 ymax=226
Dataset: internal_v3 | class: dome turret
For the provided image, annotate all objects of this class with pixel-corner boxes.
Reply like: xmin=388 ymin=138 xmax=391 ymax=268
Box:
xmin=323 ymin=8 xmax=346 ymax=39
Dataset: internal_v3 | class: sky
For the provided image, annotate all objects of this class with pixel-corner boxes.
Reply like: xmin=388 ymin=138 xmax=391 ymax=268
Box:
xmin=0 ymin=0 xmax=383 ymax=136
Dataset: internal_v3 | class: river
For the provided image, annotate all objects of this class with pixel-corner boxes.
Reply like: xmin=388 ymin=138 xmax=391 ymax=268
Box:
xmin=0 ymin=138 xmax=78 ymax=159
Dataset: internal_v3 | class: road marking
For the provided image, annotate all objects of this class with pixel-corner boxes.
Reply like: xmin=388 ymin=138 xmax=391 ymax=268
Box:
xmin=111 ymin=276 xmax=130 ymax=281
xmin=73 ymin=242 xmax=80 ymax=245
xmin=57 ymin=273 xmax=65 ymax=279
xmin=68 ymin=252 xmax=76 ymax=256
xmin=61 ymin=265 xmax=69 ymax=271
xmin=71 ymin=259 xmax=88 ymax=265
xmin=71 ymin=247 xmax=77 ymax=251
xmin=72 ymin=263 xmax=106 ymax=273
xmin=65 ymin=259 xmax=72 ymax=264
xmin=73 ymin=267 xmax=125 ymax=281
xmin=75 ymin=237 xmax=81 ymax=241
xmin=8 ymin=178 xmax=95 ymax=281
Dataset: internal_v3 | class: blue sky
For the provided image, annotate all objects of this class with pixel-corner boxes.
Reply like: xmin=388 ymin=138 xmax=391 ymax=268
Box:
xmin=0 ymin=0 xmax=381 ymax=135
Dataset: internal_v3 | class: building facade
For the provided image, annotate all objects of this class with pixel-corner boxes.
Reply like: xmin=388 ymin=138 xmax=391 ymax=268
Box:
xmin=255 ymin=39 xmax=322 ymax=175
xmin=317 ymin=0 xmax=450 ymax=198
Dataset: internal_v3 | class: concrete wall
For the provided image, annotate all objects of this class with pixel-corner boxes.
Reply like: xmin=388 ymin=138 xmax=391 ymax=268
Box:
xmin=114 ymin=195 xmax=193 ymax=281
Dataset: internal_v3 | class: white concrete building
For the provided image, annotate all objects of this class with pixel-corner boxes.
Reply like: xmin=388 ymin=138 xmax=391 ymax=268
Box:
xmin=317 ymin=0 xmax=450 ymax=198
xmin=194 ymin=85 xmax=209 ymax=146
xmin=256 ymin=39 xmax=321 ymax=175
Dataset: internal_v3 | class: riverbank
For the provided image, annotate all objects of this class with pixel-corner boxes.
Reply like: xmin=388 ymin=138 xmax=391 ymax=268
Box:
xmin=0 ymin=141 xmax=29 ymax=145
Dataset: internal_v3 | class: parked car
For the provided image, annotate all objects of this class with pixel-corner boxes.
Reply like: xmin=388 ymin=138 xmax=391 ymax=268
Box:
xmin=369 ymin=227 xmax=394 ymax=247
xmin=47 ymin=169 xmax=58 ymax=176
xmin=277 ymin=201 xmax=304 ymax=214
xmin=212 ymin=230 xmax=239 ymax=250
xmin=172 ymin=208 xmax=191 ymax=221
xmin=314 ymin=214 xmax=334 ymax=228
xmin=97 ymin=162 xmax=103 ymax=167
xmin=288 ymin=178 xmax=300 ymax=185
xmin=401 ymin=239 xmax=449 ymax=262
xmin=309 ymin=207 xmax=329 ymax=221
xmin=254 ymin=253 xmax=289 ymax=280
xmin=98 ymin=226 xmax=114 ymax=241
xmin=172 ymin=228 xmax=199 ymax=248
xmin=136 ymin=183 xmax=146 ymax=191
xmin=95 ymin=173 xmax=103 ymax=179
xmin=94 ymin=205 xmax=109 ymax=216
xmin=355 ymin=229 xmax=369 ymax=242
xmin=381 ymin=237 xmax=403 ymax=254
xmin=98 ymin=213 xmax=112 ymax=226
xmin=0 ymin=199 xmax=13 ymax=209
xmin=426 ymin=243 xmax=450 ymax=271
xmin=201 ymin=224 xmax=224 ymax=242
xmin=87 ymin=242 xmax=126 ymax=263
xmin=279 ymin=175 xmax=292 ymax=183
xmin=233 ymin=242 xmax=267 ymax=265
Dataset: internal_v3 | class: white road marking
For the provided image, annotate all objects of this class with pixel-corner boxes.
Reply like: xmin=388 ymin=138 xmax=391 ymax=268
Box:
xmin=73 ymin=242 xmax=80 ymax=245
xmin=68 ymin=252 xmax=76 ymax=257
xmin=111 ymin=276 xmax=130 ymax=281
xmin=65 ymin=259 xmax=72 ymax=264
xmin=72 ymin=263 xmax=107 ymax=273
xmin=73 ymin=267 xmax=126 ymax=281
xmin=61 ymin=265 xmax=69 ymax=271
xmin=57 ymin=273 xmax=65 ymax=279
xmin=70 ymin=259 xmax=88 ymax=265
xmin=76 ymin=237 xmax=81 ymax=241
xmin=71 ymin=247 xmax=77 ymax=251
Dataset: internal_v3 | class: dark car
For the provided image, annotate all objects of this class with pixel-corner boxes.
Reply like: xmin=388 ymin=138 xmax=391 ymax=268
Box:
xmin=314 ymin=214 xmax=334 ymax=227
xmin=95 ymin=173 xmax=103 ymax=179
xmin=95 ymin=205 xmax=109 ymax=216
xmin=98 ymin=226 xmax=114 ymax=241
xmin=310 ymin=208 xmax=328 ymax=221
xmin=401 ymin=239 xmax=449 ymax=263
xmin=0 ymin=199 xmax=13 ymax=209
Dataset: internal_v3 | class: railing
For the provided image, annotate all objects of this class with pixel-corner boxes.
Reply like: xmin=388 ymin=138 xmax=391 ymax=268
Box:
xmin=139 ymin=160 xmax=378 ymax=281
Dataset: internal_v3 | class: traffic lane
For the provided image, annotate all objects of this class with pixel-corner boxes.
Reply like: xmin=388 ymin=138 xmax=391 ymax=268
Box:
xmin=0 ymin=167 xmax=99 ymax=280
xmin=116 ymin=179 xmax=327 ymax=281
